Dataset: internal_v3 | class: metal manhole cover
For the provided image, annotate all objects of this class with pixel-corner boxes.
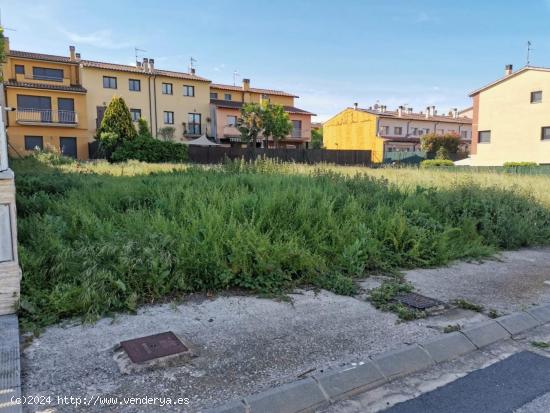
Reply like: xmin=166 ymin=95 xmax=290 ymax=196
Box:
xmin=120 ymin=331 xmax=188 ymax=363
xmin=394 ymin=292 xmax=444 ymax=310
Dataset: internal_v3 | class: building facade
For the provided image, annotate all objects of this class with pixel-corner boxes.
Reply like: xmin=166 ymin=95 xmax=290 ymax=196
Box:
xmin=323 ymin=105 xmax=471 ymax=163
xmin=3 ymin=42 xmax=90 ymax=159
xmin=470 ymin=65 xmax=550 ymax=166
xmin=3 ymin=39 xmax=314 ymax=158
xmin=209 ymin=79 xmax=314 ymax=148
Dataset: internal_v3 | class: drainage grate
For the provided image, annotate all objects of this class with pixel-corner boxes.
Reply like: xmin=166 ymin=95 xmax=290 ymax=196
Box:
xmin=394 ymin=292 xmax=444 ymax=310
xmin=120 ymin=331 xmax=188 ymax=364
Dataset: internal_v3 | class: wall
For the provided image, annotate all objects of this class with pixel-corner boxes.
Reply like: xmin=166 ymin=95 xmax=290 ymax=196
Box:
xmin=473 ymin=70 xmax=550 ymax=165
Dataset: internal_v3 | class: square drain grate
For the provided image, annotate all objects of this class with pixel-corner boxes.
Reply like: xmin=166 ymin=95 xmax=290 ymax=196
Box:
xmin=120 ymin=331 xmax=188 ymax=364
xmin=394 ymin=292 xmax=444 ymax=310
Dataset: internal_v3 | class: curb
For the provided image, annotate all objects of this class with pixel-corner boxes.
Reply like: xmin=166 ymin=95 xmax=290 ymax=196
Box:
xmin=0 ymin=314 xmax=22 ymax=413
xmin=203 ymin=303 xmax=550 ymax=413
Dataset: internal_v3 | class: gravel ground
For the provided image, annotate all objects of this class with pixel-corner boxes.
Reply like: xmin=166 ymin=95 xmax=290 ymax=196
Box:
xmin=20 ymin=247 xmax=550 ymax=412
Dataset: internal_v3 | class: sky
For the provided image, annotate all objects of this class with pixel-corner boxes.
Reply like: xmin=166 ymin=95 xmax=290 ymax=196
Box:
xmin=1 ymin=0 xmax=550 ymax=121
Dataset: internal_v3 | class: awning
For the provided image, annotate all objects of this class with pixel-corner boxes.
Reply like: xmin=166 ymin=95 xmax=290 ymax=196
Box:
xmin=182 ymin=134 xmax=221 ymax=146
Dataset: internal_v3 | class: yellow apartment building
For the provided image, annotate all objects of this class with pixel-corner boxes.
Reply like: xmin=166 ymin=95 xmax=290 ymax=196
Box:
xmin=324 ymin=105 xmax=471 ymax=163
xmin=3 ymin=41 xmax=89 ymax=159
xmin=209 ymin=79 xmax=314 ymax=148
xmin=469 ymin=64 xmax=550 ymax=165
xmin=81 ymin=58 xmax=211 ymax=141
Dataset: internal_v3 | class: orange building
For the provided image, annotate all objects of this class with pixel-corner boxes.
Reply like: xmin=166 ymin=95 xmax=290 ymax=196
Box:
xmin=209 ymin=79 xmax=315 ymax=148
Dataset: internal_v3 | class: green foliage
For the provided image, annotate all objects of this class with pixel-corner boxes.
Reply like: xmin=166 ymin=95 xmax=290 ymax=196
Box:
xmin=137 ymin=118 xmax=152 ymax=138
xmin=0 ymin=27 xmax=6 ymax=81
xmin=453 ymin=299 xmax=484 ymax=312
xmin=237 ymin=103 xmax=263 ymax=148
xmin=261 ymin=102 xmax=293 ymax=147
xmin=443 ymin=324 xmax=461 ymax=333
xmin=531 ymin=341 xmax=550 ymax=349
xmin=503 ymin=162 xmax=539 ymax=168
xmin=435 ymin=146 xmax=450 ymax=160
xmin=420 ymin=159 xmax=454 ymax=168
xmin=311 ymin=128 xmax=323 ymax=149
xmin=96 ymin=97 xmax=137 ymax=146
xmin=110 ymin=135 xmax=187 ymax=163
xmin=157 ymin=126 xmax=176 ymax=141
xmin=13 ymin=158 xmax=550 ymax=328
xmin=421 ymin=133 xmax=460 ymax=159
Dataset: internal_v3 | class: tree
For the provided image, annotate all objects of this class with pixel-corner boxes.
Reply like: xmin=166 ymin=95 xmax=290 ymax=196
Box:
xmin=261 ymin=102 xmax=292 ymax=148
xmin=157 ymin=126 xmax=175 ymax=141
xmin=420 ymin=133 xmax=460 ymax=160
xmin=237 ymin=103 xmax=263 ymax=152
xmin=311 ymin=128 xmax=323 ymax=149
xmin=0 ymin=27 xmax=6 ymax=81
xmin=97 ymin=97 xmax=137 ymax=145
xmin=137 ymin=118 xmax=153 ymax=139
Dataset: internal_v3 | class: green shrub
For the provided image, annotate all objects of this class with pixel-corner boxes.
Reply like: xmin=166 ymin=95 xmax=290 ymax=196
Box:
xmin=420 ymin=159 xmax=454 ymax=168
xmin=503 ymin=162 xmax=539 ymax=168
xmin=110 ymin=135 xmax=188 ymax=163
xmin=421 ymin=133 xmax=460 ymax=159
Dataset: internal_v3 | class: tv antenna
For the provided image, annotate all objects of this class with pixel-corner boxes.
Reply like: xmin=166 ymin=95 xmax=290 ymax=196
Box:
xmin=527 ymin=41 xmax=532 ymax=66
xmin=233 ymin=70 xmax=240 ymax=86
xmin=189 ymin=57 xmax=197 ymax=71
xmin=134 ymin=47 xmax=146 ymax=64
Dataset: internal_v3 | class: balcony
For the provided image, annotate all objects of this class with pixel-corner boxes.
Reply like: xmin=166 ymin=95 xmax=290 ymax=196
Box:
xmin=222 ymin=125 xmax=240 ymax=137
xmin=16 ymin=73 xmax=72 ymax=87
xmin=16 ymin=109 xmax=78 ymax=127
xmin=184 ymin=123 xmax=202 ymax=137
xmin=291 ymin=128 xmax=303 ymax=138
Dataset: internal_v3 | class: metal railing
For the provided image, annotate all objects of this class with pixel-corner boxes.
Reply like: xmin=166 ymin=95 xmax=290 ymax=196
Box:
xmin=16 ymin=109 xmax=78 ymax=125
xmin=185 ymin=123 xmax=202 ymax=136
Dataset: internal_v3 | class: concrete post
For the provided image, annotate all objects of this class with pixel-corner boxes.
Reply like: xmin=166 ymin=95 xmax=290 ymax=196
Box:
xmin=0 ymin=86 xmax=22 ymax=315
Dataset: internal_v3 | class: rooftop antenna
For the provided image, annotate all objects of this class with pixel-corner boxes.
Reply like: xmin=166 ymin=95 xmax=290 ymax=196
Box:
xmin=233 ymin=70 xmax=240 ymax=86
xmin=134 ymin=47 xmax=146 ymax=65
xmin=189 ymin=57 xmax=197 ymax=72
xmin=527 ymin=41 xmax=532 ymax=66
xmin=0 ymin=9 xmax=17 ymax=32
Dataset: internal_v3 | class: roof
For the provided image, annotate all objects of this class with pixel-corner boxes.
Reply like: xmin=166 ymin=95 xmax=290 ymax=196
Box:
xmin=458 ymin=106 xmax=473 ymax=114
xmin=210 ymin=99 xmax=315 ymax=115
xmin=8 ymin=50 xmax=78 ymax=65
xmin=4 ymin=80 xmax=87 ymax=93
xmin=469 ymin=66 xmax=550 ymax=96
xmin=353 ymin=107 xmax=472 ymax=124
xmin=211 ymin=83 xmax=298 ymax=98
xmin=81 ymin=60 xmax=211 ymax=82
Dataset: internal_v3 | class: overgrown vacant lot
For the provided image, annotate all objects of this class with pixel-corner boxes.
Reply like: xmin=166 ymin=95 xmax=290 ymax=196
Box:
xmin=13 ymin=156 xmax=550 ymax=328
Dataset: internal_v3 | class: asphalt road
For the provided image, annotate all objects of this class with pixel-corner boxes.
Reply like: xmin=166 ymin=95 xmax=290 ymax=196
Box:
xmin=385 ymin=351 xmax=550 ymax=413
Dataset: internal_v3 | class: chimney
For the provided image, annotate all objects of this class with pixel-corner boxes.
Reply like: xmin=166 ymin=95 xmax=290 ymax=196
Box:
xmin=191 ymin=68 xmax=196 ymax=75
xmin=426 ymin=106 xmax=431 ymax=118
xmin=148 ymin=58 xmax=155 ymax=72
xmin=136 ymin=61 xmax=142 ymax=68
xmin=505 ymin=64 xmax=513 ymax=76
xmin=397 ymin=106 xmax=403 ymax=117
xmin=407 ymin=107 xmax=413 ymax=114
xmin=69 ymin=45 xmax=76 ymax=61
xmin=431 ymin=106 xmax=436 ymax=116
xmin=453 ymin=108 xmax=458 ymax=118
xmin=354 ymin=102 xmax=358 ymax=110
xmin=75 ymin=52 xmax=81 ymax=61
xmin=142 ymin=58 xmax=149 ymax=72
xmin=242 ymin=78 xmax=250 ymax=91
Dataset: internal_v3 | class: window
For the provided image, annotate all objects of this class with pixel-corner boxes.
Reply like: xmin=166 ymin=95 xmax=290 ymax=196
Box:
xmin=394 ymin=126 xmax=403 ymax=135
xmin=224 ymin=93 xmax=232 ymax=101
xmin=32 ymin=67 xmax=63 ymax=81
xmin=15 ymin=65 xmax=25 ymax=75
xmin=162 ymin=83 xmax=173 ymax=95
xmin=478 ymin=130 xmax=491 ymax=143
xmin=541 ymin=127 xmax=550 ymax=141
xmin=437 ymin=129 xmax=445 ymax=135
xmin=103 ymin=76 xmax=117 ymax=89
xmin=164 ymin=111 xmax=174 ymax=124
xmin=210 ymin=92 xmax=218 ymax=99
xmin=227 ymin=115 xmax=237 ymax=126
xmin=17 ymin=95 xmax=51 ymax=110
xmin=461 ymin=130 xmax=469 ymax=139
xmin=24 ymin=136 xmax=43 ymax=150
xmin=410 ymin=127 xmax=417 ymax=136
xmin=183 ymin=85 xmax=195 ymax=97
xmin=292 ymin=120 xmax=302 ymax=137
xmin=130 ymin=109 xmax=142 ymax=122
xmin=531 ymin=91 xmax=542 ymax=104
xmin=188 ymin=113 xmax=201 ymax=135
xmin=58 ymin=98 xmax=75 ymax=123
xmin=424 ymin=128 xmax=430 ymax=135
xmin=129 ymin=79 xmax=141 ymax=91
xmin=380 ymin=126 xmax=389 ymax=135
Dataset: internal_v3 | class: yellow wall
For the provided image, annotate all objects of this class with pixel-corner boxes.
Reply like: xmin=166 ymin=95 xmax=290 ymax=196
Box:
xmin=473 ymin=69 xmax=550 ymax=165
xmin=4 ymin=56 xmax=80 ymax=87
xmin=323 ymin=109 xmax=384 ymax=162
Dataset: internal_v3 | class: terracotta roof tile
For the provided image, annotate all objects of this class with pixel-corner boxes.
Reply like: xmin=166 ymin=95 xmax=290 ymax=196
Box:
xmin=8 ymin=50 xmax=78 ymax=64
xmin=211 ymin=83 xmax=298 ymax=98
xmin=210 ymin=99 xmax=315 ymax=115
xmin=355 ymin=108 xmax=472 ymax=125
xmin=5 ymin=80 xmax=87 ymax=93
xmin=81 ymin=60 xmax=211 ymax=82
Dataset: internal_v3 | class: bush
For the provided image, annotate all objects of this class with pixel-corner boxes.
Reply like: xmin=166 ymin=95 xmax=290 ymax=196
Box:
xmin=421 ymin=133 xmax=460 ymax=159
xmin=110 ymin=135 xmax=188 ymax=163
xmin=157 ymin=126 xmax=176 ymax=141
xmin=420 ymin=159 xmax=454 ymax=168
xmin=503 ymin=162 xmax=539 ymax=168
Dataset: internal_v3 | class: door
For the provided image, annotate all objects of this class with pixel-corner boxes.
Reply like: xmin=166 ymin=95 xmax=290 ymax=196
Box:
xmin=60 ymin=137 xmax=77 ymax=158
xmin=58 ymin=98 xmax=75 ymax=123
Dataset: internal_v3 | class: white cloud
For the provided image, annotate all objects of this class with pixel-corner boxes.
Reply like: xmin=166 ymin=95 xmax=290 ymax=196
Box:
xmin=213 ymin=63 xmax=226 ymax=72
xmin=59 ymin=28 xmax=133 ymax=50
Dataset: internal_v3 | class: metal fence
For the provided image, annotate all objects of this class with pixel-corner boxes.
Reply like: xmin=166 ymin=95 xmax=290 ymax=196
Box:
xmin=188 ymin=146 xmax=372 ymax=166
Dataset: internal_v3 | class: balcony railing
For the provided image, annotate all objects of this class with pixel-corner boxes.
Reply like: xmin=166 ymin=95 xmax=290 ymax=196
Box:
xmin=16 ymin=109 xmax=78 ymax=126
xmin=184 ymin=123 xmax=202 ymax=136
xmin=291 ymin=129 xmax=302 ymax=138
